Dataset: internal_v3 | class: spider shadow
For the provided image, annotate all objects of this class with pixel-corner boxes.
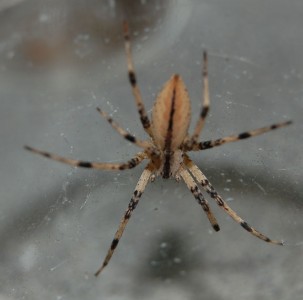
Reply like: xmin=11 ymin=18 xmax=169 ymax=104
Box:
xmin=131 ymin=229 xmax=224 ymax=300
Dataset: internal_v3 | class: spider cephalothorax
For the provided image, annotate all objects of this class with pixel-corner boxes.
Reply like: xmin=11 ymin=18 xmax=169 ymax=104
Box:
xmin=25 ymin=22 xmax=292 ymax=276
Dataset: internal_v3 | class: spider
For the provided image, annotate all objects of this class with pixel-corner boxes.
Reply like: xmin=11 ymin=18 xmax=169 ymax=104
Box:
xmin=25 ymin=22 xmax=292 ymax=276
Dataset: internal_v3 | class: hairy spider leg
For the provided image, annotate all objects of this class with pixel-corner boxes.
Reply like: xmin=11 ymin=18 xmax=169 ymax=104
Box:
xmin=95 ymin=163 xmax=153 ymax=276
xmin=190 ymin=120 xmax=292 ymax=151
xmin=96 ymin=107 xmax=151 ymax=149
xmin=184 ymin=155 xmax=283 ymax=245
xmin=123 ymin=21 xmax=153 ymax=137
xmin=191 ymin=51 xmax=210 ymax=143
xmin=179 ymin=166 xmax=220 ymax=231
xmin=24 ymin=145 xmax=147 ymax=170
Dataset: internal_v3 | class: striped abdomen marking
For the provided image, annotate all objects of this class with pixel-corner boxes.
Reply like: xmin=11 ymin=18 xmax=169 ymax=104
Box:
xmin=151 ymin=75 xmax=191 ymax=151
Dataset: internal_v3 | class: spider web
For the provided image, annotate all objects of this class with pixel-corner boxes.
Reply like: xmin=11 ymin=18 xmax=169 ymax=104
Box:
xmin=1 ymin=0 xmax=302 ymax=299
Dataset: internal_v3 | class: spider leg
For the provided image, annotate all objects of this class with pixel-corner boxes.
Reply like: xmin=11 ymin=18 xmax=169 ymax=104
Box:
xmin=179 ymin=166 xmax=220 ymax=232
xmin=94 ymin=163 xmax=153 ymax=276
xmin=184 ymin=155 xmax=283 ymax=245
xmin=191 ymin=51 xmax=210 ymax=143
xmin=123 ymin=21 xmax=153 ymax=137
xmin=189 ymin=120 xmax=292 ymax=151
xmin=24 ymin=145 xmax=147 ymax=170
xmin=96 ymin=107 xmax=151 ymax=149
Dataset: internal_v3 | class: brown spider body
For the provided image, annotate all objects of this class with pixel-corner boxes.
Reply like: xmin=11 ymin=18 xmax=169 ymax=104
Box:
xmin=151 ymin=74 xmax=191 ymax=151
xmin=151 ymin=74 xmax=191 ymax=178
xmin=25 ymin=22 xmax=292 ymax=276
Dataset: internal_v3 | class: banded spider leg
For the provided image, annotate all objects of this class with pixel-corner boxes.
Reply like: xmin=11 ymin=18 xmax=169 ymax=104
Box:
xmin=184 ymin=154 xmax=284 ymax=245
xmin=94 ymin=163 xmax=154 ymax=276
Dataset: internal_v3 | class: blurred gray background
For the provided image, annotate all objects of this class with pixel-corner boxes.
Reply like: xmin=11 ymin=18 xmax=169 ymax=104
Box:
xmin=0 ymin=0 xmax=302 ymax=299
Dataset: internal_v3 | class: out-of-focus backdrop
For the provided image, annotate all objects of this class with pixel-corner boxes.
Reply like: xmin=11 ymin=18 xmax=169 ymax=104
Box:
xmin=0 ymin=0 xmax=302 ymax=299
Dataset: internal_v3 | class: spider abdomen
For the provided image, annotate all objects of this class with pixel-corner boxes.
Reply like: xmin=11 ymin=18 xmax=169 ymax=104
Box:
xmin=151 ymin=75 xmax=191 ymax=151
